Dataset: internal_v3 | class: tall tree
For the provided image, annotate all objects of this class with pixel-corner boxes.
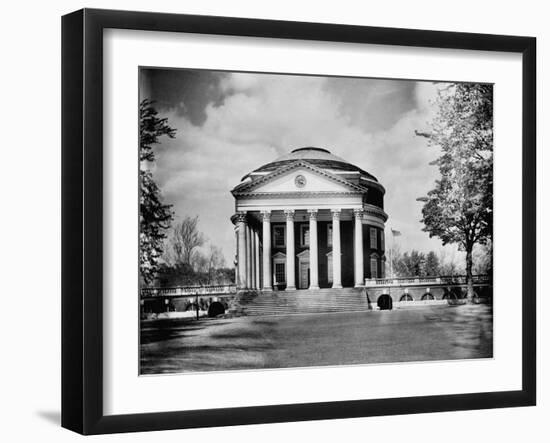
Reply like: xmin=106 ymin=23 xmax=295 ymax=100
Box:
xmin=416 ymin=84 xmax=493 ymax=299
xmin=170 ymin=216 xmax=205 ymax=269
xmin=424 ymin=251 xmax=440 ymax=276
xmin=394 ymin=250 xmax=425 ymax=277
xmin=208 ymin=244 xmax=226 ymax=272
xmin=139 ymin=99 xmax=176 ymax=284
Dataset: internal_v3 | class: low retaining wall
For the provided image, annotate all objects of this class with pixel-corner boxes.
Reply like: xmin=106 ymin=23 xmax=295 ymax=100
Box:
xmin=365 ymin=285 xmax=493 ymax=308
xmin=141 ymin=295 xmax=236 ymax=316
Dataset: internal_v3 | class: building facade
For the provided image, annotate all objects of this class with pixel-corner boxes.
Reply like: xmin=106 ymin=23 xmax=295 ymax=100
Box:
xmin=230 ymin=147 xmax=387 ymax=291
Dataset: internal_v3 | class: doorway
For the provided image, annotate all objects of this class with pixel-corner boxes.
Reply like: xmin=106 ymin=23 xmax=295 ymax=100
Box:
xmin=377 ymin=294 xmax=393 ymax=310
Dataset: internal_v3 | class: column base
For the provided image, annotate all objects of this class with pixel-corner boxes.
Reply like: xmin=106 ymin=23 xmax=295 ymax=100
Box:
xmin=262 ymin=287 xmax=273 ymax=292
xmin=354 ymin=284 xmax=365 ymax=288
xmin=331 ymin=284 xmax=343 ymax=289
xmin=308 ymin=285 xmax=320 ymax=290
xmin=286 ymin=286 xmax=296 ymax=291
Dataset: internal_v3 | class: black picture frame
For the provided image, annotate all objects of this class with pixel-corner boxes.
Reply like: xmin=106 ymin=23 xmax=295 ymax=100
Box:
xmin=61 ymin=8 xmax=536 ymax=435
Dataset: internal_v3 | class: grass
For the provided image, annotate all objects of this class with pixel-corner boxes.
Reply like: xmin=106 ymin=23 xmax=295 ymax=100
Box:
xmin=140 ymin=304 xmax=493 ymax=374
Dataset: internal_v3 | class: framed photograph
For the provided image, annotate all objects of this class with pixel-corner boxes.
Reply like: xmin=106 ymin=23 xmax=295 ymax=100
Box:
xmin=62 ymin=8 xmax=536 ymax=435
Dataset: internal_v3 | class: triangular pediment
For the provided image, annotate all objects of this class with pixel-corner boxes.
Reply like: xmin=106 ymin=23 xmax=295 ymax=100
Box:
xmin=272 ymin=252 xmax=286 ymax=259
xmin=232 ymin=161 xmax=364 ymax=195
xmin=297 ymin=249 xmax=310 ymax=259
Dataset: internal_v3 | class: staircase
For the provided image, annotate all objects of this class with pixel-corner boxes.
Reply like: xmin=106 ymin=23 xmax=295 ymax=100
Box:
xmin=235 ymin=288 xmax=372 ymax=316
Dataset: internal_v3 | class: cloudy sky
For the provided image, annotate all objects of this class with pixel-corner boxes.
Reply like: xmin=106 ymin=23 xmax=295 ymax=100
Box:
xmin=140 ymin=68 xmax=461 ymax=265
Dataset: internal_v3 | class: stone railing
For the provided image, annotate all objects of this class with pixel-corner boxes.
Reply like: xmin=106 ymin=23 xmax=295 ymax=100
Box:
xmin=364 ymin=275 xmax=491 ymax=288
xmin=140 ymin=284 xmax=237 ymax=298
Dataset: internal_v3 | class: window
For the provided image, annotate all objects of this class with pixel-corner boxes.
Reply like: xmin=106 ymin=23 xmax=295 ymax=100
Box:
xmin=380 ymin=231 xmax=385 ymax=251
xmin=273 ymin=225 xmax=286 ymax=248
xmin=300 ymin=225 xmax=310 ymax=247
xmin=370 ymin=255 xmax=378 ymax=278
xmin=274 ymin=262 xmax=286 ymax=284
xmin=370 ymin=227 xmax=377 ymax=249
xmin=327 ymin=223 xmax=333 ymax=247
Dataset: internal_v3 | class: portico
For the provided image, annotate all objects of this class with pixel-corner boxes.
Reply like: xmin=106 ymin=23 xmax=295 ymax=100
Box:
xmin=230 ymin=147 xmax=387 ymax=291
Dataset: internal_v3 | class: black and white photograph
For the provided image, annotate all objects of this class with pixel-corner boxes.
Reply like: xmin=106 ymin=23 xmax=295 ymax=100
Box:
xmin=138 ymin=68 xmax=494 ymax=375
xmin=1 ymin=0 xmax=544 ymax=440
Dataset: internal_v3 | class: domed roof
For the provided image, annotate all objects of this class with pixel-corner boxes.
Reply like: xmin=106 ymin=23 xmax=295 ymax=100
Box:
xmin=243 ymin=147 xmax=378 ymax=182
xmin=272 ymin=147 xmax=347 ymax=163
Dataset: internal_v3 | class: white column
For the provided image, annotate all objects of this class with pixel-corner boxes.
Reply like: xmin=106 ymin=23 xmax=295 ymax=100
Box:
xmin=354 ymin=208 xmax=364 ymax=287
xmin=331 ymin=209 xmax=342 ymax=289
xmin=261 ymin=211 xmax=272 ymax=291
xmin=308 ymin=209 xmax=320 ymax=290
xmin=236 ymin=212 xmax=247 ymax=289
xmin=254 ymin=230 xmax=261 ymax=289
xmin=250 ymin=227 xmax=256 ymax=289
xmin=285 ymin=210 xmax=296 ymax=290
xmin=246 ymin=225 xmax=252 ymax=288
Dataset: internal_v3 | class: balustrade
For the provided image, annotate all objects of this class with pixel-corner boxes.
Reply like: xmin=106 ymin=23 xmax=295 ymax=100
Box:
xmin=140 ymin=284 xmax=237 ymax=298
xmin=364 ymin=275 xmax=490 ymax=288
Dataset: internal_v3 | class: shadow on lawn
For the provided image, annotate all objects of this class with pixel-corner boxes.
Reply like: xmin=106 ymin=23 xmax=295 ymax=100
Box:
xmin=140 ymin=318 xmax=230 ymax=345
xmin=209 ymin=330 xmax=266 ymax=340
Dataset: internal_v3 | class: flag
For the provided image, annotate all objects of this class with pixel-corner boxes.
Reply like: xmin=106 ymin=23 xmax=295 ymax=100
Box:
xmin=391 ymin=229 xmax=401 ymax=237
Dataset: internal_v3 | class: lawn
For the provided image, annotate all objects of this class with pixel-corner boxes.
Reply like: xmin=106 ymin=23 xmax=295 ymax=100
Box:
xmin=140 ymin=304 xmax=493 ymax=374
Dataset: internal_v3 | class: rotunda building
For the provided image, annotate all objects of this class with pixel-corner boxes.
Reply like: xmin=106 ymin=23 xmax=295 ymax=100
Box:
xmin=230 ymin=147 xmax=387 ymax=291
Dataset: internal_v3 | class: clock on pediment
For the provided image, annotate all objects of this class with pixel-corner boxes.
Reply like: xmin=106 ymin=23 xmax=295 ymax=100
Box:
xmin=295 ymin=174 xmax=307 ymax=188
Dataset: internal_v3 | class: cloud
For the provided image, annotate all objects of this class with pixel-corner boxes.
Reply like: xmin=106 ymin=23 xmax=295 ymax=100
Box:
xmin=148 ymin=72 xmax=455 ymax=264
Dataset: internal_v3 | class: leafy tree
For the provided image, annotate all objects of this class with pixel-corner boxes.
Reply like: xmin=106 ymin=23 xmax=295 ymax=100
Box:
xmin=416 ymin=84 xmax=493 ymax=299
xmin=396 ymin=250 xmax=425 ymax=277
xmin=438 ymin=249 xmax=464 ymax=276
xmin=392 ymin=250 xmax=416 ymax=277
xmin=392 ymin=249 xmax=444 ymax=277
xmin=424 ymin=251 xmax=440 ymax=276
xmin=156 ymin=263 xmax=235 ymax=287
xmin=473 ymin=241 xmax=493 ymax=275
xmin=139 ymin=99 xmax=176 ymax=284
xmin=140 ymin=99 xmax=176 ymax=162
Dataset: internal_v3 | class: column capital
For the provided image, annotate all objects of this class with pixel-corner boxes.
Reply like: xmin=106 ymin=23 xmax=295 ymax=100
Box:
xmin=261 ymin=210 xmax=271 ymax=222
xmin=331 ymin=209 xmax=342 ymax=220
xmin=353 ymin=208 xmax=364 ymax=218
xmin=307 ymin=208 xmax=319 ymax=220
xmin=234 ymin=211 xmax=248 ymax=223
xmin=284 ymin=209 xmax=295 ymax=220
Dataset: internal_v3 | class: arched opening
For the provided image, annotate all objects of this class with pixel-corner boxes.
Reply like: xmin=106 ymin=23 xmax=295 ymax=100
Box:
xmin=208 ymin=301 xmax=225 ymax=317
xmin=421 ymin=293 xmax=435 ymax=301
xmin=442 ymin=291 xmax=458 ymax=300
xmin=377 ymin=294 xmax=393 ymax=310
xmin=475 ymin=286 xmax=492 ymax=303
xmin=451 ymin=287 xmax=465 ymax=299
xmin=400 ymin=294 xmax=413 ymax=302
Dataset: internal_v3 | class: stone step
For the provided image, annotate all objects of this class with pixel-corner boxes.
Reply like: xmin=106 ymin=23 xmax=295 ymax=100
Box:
xmin=248 ymin=300 xmax=366 ymax=305
xmin=245 ymin=300 xmax=368 ymax=305
xmin=243 ymin=307 xmax=371 ymax=316
xmin=243 ymin=305 xmax=370 ymax=311
xmin=235 ymin=288 xmax=372 ymax=316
